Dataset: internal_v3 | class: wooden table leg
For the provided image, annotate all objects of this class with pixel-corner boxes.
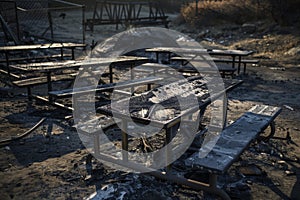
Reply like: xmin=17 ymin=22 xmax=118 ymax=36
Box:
xmin=222 ymin=93 xmax=228 ymax=128
xmin=122 ymin=120 xmax=128 ymax=162
xmin=71 ymin=48 xmax=75 ymax=60
xmin=231 ymin=55 xmax=236 ymax=69
xmin=166 ymin=127 xmax=172 ymax=171
xmin=47 ymin=72 xmax=53 ymax=102
xmin=5 ymin=52 xmax=11 ymax=78
xmin=60 ymin=48 xmax=64 ymax=60
xmin=109 ymin=65 xmax=113 ymax=83
xmin=238 ymin=56 xmax=242 ymax=74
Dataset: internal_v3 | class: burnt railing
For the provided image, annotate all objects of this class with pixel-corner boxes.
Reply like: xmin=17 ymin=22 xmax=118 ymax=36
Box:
xmin=86 ymin=1 xmax=170 ymax=31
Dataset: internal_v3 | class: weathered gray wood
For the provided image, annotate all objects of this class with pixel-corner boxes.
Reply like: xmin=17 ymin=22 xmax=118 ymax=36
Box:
xmin=12 ymin=73 xmax=77 ymax=87
xmin=0 ymin=54 xmax=73 ymax=63
xmin=171 ymin=56 xmax=259 ymax=65
xmin=146 ymin=48 xmax=253 ymax=57
xmin=49 ymin=76 xmax=163 ymax=98
xmin=9 ymin=56 xmax=148 ymax=72
xmin=185 ymin=105 xmax=281 ymax=174
xmin=0 ymin=43 xmax=86 ymax=52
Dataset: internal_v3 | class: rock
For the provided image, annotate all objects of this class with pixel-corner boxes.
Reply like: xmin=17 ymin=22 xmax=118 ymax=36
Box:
xmin=284 ymin=105 xmax=294 ymax=111
xmin=38 ymin=148 xmax=47 ymax=153
xmin=142 ymin=190 xmax=166 ymax=200
xmin=285 ymin=170 xmax=296 ymax=176
xmin=197 ymin=29 xmax=210 ymax=39
xmin=238 ymin=164 xmax=264 ymax=176
xmin=241 ymin=23 xmax=257 ymax=34
xmin=226 ymin=181 xmax=251 ymax=199
xmin=285 ymin=47 xmax=300 ymax=56
xmin=0 ymin=87 xmax=13 ymax=97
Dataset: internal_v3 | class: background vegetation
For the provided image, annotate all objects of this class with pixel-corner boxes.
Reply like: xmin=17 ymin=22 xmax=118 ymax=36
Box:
xmin=67 ymin=0 xmax=300 ymax=26
xmin=180 ymin=0 xmax=300 ymax=27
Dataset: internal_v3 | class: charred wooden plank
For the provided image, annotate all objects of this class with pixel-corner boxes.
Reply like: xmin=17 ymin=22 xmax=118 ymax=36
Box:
xmin=185 ymin=104 xmax=281 ymax=174
xmin=12 ymin=73 xmax=77 ymax=87
xmin=49 ymin=76 xmax=163 ymax=98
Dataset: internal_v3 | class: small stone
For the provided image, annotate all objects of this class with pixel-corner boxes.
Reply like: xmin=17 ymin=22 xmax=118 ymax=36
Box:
xmin=75 ymin=150 xmax=81 ymax=154
xmin=241 ymin=23 xmax=256 ymax=34
xmin=238 ymin=164 xmax=264 ymax=176
xmin=19 ymin=140 xmax=25 ymax=145
xmin=38 ymin=149 xmax=47 ymax=153
xmin=285 ymin=170 xmax=296 ymax=176
xmin=277 ymin=160 xmax=286 ymax=164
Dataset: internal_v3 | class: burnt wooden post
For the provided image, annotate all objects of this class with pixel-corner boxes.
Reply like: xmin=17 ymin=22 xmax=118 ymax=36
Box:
xmin=14 ymin=1 xmax=20 ymax=41
xmin=195 ymin=0 xmax=199 ymax=16
xmin=82 ymin=5 xmax=85 ymax=44
xmin=47 ymin=11 xmax=54 ymax=40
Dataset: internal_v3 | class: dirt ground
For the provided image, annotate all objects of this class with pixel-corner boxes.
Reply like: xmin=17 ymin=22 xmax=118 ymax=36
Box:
xmin=0 ymin=9 xmax=300 ymax=200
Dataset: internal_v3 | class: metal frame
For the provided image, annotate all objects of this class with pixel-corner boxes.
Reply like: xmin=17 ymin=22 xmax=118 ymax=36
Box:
xmin=86 ymin=1 xmax=169 ymax=31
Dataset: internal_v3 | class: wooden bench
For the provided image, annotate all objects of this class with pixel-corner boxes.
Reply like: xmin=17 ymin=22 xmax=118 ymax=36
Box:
xmin=184 ymin=104 xmax=281 ymax=200
xmin=49 ymin=76 xmax=163 ymax=99
xmin=133 ymin=63 xmax=170 ymax=75
xmin=133 ymin=62 xmax=236 ymax=78
xmin=175 ymin=63 xmax=236 ymax=78
xmin=0 ymin=43 xmax=86 ymax=64
xmin=12 ymin=73 xmax=78 ymax=101
xmin=0 ymin=53 xmax=73 ymax=64
xmin=212 ymin=58 xmax=259 ymax=74
xmin=171 ymin=56 xmax=258 ymax=75
xmin=12 ymin=73 xmax=77 ymax=88
xmin=177 ymin=63 xmax=236 ymax=78
xmin=126 ymin=17 xmax=171 ymax=28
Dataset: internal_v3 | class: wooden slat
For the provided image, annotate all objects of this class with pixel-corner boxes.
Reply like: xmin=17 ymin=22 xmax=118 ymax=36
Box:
xmin=49 ymin=76 xmax=163 ymax=98
xmin=0 ymin=43 xmax=86 ymax=52
xmin=171 ymin=56 xmax=259 ymax=64
xmin=185 ymin=105 xmax=281 ymax=174
xmin=0 ymin=54 xmax=73 ymax=63
xmin=13 ymin=73 xmax=77 ymax=87
xmin=213 ymin=58 xmax=259 ymax=64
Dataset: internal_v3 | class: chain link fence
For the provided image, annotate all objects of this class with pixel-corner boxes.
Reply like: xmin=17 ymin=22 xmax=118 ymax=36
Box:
xmin=0 ymin=0 xmax=85 ymax=44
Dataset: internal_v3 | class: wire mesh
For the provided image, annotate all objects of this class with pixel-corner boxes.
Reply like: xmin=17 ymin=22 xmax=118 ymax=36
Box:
xmin=0 ymin=0 xmax=85 ymax=44
xmin=0 ymin=1 xmax=19 ymax=44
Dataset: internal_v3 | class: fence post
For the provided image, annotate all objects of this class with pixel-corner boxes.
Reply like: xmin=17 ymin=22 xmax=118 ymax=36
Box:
xmin=195 ymin=0 xmax=199 ymax=16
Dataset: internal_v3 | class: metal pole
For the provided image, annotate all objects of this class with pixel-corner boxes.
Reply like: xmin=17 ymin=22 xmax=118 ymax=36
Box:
xmin=82 ymin=5 xmax=86 ymax=44
xmin=195 ymin=0 xmax=198 ymax=16
xmin=14 ymin=1 xmax=20 ymax=41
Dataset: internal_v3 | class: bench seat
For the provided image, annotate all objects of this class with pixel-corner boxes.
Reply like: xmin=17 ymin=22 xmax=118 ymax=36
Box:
xmin=12 ymin=73 xmax=77 ymax=88
xmin=212 ymin=57 xmax=259 ymax=64
xmin=134 ymin=62 xmax=236 ymax=78
xmin=0 ymin=54 xmax=73 ymax=64
xmin=213 ymin=58 xmax=259 ymax=74
xmin=128 ymin=18 xmax=170 ymax=28
xmin=176 ymin=63 xmax=236 ymax=78
xmin=171 ymin=56 xmax=259 ymax=75
xmin=49 ymin=76 xmax=163 ymax=98
xmin=185 ymin=104 xmax=281 ymax=174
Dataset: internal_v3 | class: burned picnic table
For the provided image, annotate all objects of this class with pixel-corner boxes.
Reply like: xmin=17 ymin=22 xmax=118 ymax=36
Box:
xmin=75 ymin=72 xmax=282 ymax=199
xmin=9 ymin=56 xmax=149 ymax=103
xmin=75 ymin=75 xmax=253 ymax=199
xmin=0 ymin=42 xmax=86 ymax=80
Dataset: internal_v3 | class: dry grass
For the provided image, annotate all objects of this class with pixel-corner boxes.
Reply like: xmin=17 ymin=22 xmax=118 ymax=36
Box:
xmin=180 ymin=0 xmax=300 ymax=27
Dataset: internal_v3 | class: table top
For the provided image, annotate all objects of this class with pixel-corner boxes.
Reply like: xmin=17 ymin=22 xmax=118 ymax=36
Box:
xmin=0 ymin=43 xmax=86 ymax=52
xmin=9 ymin=56 xmax=149 ymax=72
xmin=97 ymin=76 xmax=243 ymax=128
xmin=146 ymin=47 xmax=253 ymax=57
